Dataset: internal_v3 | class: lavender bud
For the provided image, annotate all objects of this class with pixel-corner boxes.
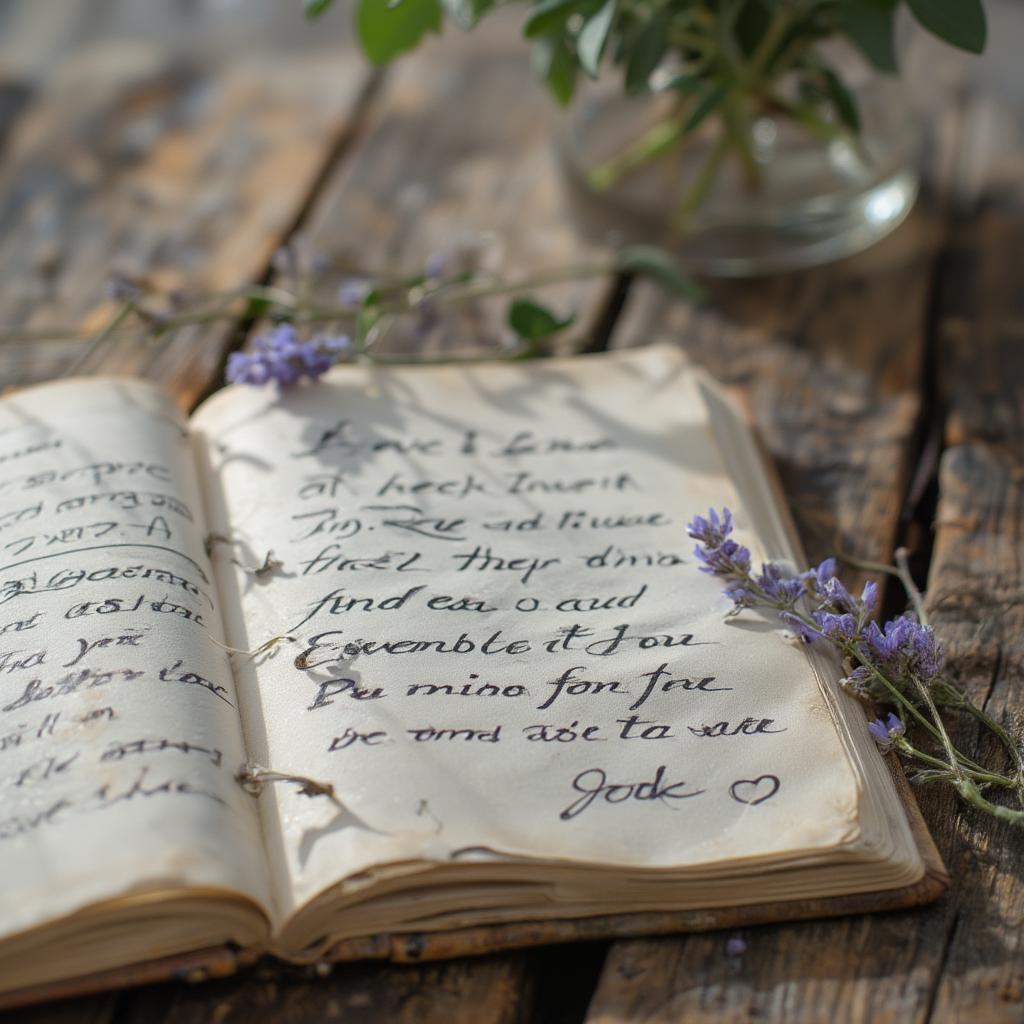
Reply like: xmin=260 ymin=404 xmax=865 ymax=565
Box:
xmin=868 ymin=718 xmax=893 ymax=753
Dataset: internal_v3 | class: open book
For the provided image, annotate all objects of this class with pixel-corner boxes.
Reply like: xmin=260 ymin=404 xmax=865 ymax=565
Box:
xmin=0 ymin=344 xmax=944 ymax=1005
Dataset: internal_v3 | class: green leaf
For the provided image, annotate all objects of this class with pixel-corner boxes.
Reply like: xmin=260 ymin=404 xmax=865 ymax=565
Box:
xmin=355 ymin=306 xmax=380 ymax=350
xmin=624 ymin=10 xmax=670 ymax=94
xmin=906 ymin=0 xmax=986 ymax=54
xmin=523 ymin=0 xmax=577 ymax=38
xmin=244 ymin=296 xmax=274 ymax=318
xmin=305 ymin=0 xmax=336 ymax=17
xmin=734 ymin=0 xmax=772 ymax=59
xmin=615 ymin=245 xmax=702 ymax=300
xmin=821 ymin=68 xmax=860 ymax=131
xmin=441 ymin=0 xmax=494 ymax=29
xmin=532 ymin=36 xmax=579 ymax=104
xmin=838 ymin=1 xmax=898 ymax=72
xmin=507 ymin=298 xmax=576 ymax=339
xmin=660 ymin=71 xmax=704 ymax=94
xmin=681 ymin=85 xmax=727 ymax=135
xmin=355 ymin=0 xmax=443 ymax=65
xmin=716 ymin=0 xmax=748 ymax=34
xmin=577 ymin=0 xmax=616 ymax=77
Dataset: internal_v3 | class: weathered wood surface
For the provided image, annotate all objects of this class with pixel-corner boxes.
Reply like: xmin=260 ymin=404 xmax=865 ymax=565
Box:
xmin=283 ymin=11 xmax=614 ymax=359
xmin=918 ymin=80 xmax=1024 ymax=1020
xmin=0 ymin=3 xmax=371 ymax=404
xmin=0 ymin=0 xmax=1022 ymax=1021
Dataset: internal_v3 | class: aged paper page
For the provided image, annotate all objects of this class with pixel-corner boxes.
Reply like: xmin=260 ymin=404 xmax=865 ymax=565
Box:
xmin=0 ymin=380 xmax=271 ymax=972
xmin=193 ymin=345 xmax=865 ymax=921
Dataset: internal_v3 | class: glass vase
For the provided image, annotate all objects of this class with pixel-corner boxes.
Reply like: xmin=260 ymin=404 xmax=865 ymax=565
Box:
xmin=556 ymin=70 xmax=922 ymax=277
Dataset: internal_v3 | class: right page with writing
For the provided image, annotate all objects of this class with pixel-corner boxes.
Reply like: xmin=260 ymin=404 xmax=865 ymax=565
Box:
xmin=192 ymin=344 xmax=907 ymax=930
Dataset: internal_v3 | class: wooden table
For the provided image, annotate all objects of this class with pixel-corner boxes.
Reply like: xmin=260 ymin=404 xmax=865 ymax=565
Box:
xmin=0 ymin=1 xmax=1021 ymax=1021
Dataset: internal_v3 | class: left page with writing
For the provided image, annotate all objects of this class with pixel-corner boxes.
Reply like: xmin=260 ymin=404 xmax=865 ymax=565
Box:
xmin=0 ymin=379 xmax=272 ymax=995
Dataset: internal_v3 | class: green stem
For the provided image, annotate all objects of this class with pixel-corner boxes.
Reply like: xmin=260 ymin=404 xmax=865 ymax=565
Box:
xmin=960 ymin=700 xmax=1024 ymax=781
xmin=765 ymin=91 xmax=845 ymax=144
xmin=834 ymin=548 xmax=905 ymax=582
xmin=744 ymin=1 xmax=793 ymax=83
xmin=898 ymin=742 xmax=1016 ymax=789
xmin=785 ymin=605 xmax=989 ymax=775
xmin=957 ymin=778 xmax=1024 ymax=827
xmin=0 ymin=327 xmax=86 ymax=343
xmin=721 ymin=94 xmax=761 ymax=193
xmin=588 ymin=117 xmax=686 ymax=192
xmin=65 ymin=302 xmax=136 ymax=377
xmin=855 ymin=655 xmax=986 ymax=772
xmin=863 ymin=547 xmax=1024 ymax=785
xmin=674 ymin=131 xmax=730 ymax=233
xmin=402 ymin=262 xmax=614 ymax=308
xmin=893 ymin=548 xmax=929 ymax=626
xmin=669 ymin=29 xmax=716 ymax=53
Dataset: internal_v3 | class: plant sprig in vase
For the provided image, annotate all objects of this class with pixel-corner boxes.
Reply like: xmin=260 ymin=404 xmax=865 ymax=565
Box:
xmin=310 ymin=0 xmax=986 ymax=228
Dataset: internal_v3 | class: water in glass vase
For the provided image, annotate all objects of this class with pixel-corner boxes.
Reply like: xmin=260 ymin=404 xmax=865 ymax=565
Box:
xmin=557 ymin=73 xmax=921 ymax=277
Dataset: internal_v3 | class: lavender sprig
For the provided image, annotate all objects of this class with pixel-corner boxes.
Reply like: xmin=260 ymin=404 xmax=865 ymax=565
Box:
xmin=10 ymin=241 xmax=697 ymax=388
xmin=688 ymin=506 xmax=1024 ymax=828
xmin=225 ymin=324 xmax=351 ymax=387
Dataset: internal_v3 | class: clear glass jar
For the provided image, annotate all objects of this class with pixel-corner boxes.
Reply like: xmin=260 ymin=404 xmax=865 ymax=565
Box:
xmin=556 ymin=68 xmax=922 ymax=277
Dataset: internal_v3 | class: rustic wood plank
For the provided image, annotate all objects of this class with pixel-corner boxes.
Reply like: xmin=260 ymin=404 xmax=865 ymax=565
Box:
xmin=120 ymin=955 xmax=537 ymax=1024
xmin=0 ymin=994 xmax=117 ymax=1024
xmin=0 ymin=37 xmax=370 ymax=406
xmin=915 ymin=58 xmax=1024 ymax=1019
xmin=286 ymin=10 xmax=615 ymax=360
xmin=584 ymin=30 xmax=981 ymax=1024
xmin=0 ymin=0 xmax=355 ymax=80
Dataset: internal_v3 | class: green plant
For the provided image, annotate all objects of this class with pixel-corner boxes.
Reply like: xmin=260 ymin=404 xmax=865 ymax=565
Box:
xmin=310 ymin=0 xmax=986 ymax=226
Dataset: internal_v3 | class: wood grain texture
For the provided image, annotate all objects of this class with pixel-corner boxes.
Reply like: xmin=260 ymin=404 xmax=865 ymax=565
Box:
xmin=915 ymin=75 xmax=1024 ymax=1020
xmin=119 ymin=955 xmax=537 ymax=1024
xmin=282 ymin=10 xmax=615 ymax=360
xmin=0 ymin=35 xmax=370 ymax=406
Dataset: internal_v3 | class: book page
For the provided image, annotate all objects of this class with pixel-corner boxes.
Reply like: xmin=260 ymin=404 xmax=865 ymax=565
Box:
xmin=0 ymin=380 xmax=271 ymax=956
xmin=192 ymin=345 xmax=866 ymax=921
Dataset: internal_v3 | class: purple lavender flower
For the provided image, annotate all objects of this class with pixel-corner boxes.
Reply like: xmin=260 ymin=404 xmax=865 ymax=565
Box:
xmin=723 ymin=580 xmax=757 ymax=609
xmin=687 ymin=507 xmax=757 ymax=613
xmin=780 ymin=611 xmax=820 ymax=644
xmin=687 ymin=507 xmax=734 ymax=549
xmin=812 ymin=611 xmax=857 ymax=642
xmin=424 ymin=251 xmax=448 ymax=280
xmin=804 ymin=569 xmax=879 ymax=626
xmin=820 ymin=575 xmax=857 ymax=612
xmin=840 ymin=664 xmax=874 ymax=699
xmin=756 ymin=563 xmax=805 ymax=608
xmin=859 ymin=616 xmax=944 ymax=687
xmin=337 ymin=277 xmax=371 ymax=306
xmin=801 ymin=557 xmax=837 ymax=591
xmin=225 ymin=324 xmax=351 ymax=388
xmin=694 ymin=538 xmax=753 ymax=577
xmin=105 ymin=273 xmax=143 ymax=302
xmin=867 ymin=717 xmax=892 ymax=752
xmin=885 ymin=712 xmax=906 ymax=737
xmin=868 ymin=713 xmax=906 ymax=754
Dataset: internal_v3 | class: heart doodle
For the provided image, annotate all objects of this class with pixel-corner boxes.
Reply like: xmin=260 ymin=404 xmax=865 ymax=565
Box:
xmin=728 ymin=775 xmax=780 ymax=806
